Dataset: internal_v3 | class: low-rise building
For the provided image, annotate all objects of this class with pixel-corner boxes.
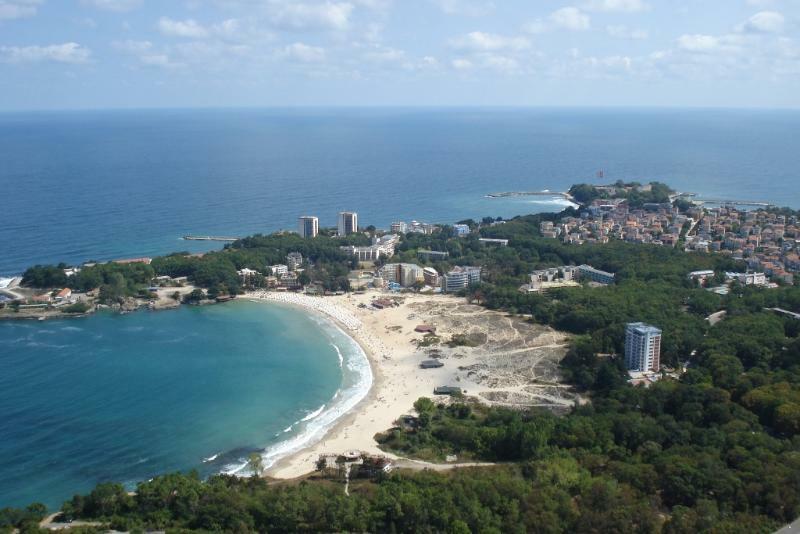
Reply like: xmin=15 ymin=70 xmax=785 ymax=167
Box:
xmin=417 ymin=250 xmax=449 ymax=261
xmin=270 ymin=264 xmax=289 ymax=277
xmin=578 ymin=264 xmax=616 ymax=285
xmin=453 ymin=224 xmax=471 ymax=237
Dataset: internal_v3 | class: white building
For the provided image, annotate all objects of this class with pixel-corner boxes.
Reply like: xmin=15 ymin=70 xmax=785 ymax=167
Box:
xmin=338 ymin=211 xmax=358 ymax=236
xmin=340 ymin=234 xmax=399 ymax=262
xmin=298 ymin=216 xmax=319 ymax=239
xmin=390 ymin=222 xmax=407 ymax=234
xmin=725 ymin=272 xmax=767 ymax=286
xmin=442 ymin=266 xmax=481 ymax=293
xmin=453 ymin=224 xmax=470 ymax=237
xmin=624 ymin=323 xmax=662 ymax=372
xmin=270 ymin=264 xmax=288 ymax=277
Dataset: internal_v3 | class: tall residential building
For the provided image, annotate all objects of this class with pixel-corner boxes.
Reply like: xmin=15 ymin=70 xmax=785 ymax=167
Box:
xmin=298 ymin=216 xmax=319 ymax=239
xmin=337 ymin=211 xmax=358 ymax=236
xmin=624 ymin=323 xmax=662 ymax=372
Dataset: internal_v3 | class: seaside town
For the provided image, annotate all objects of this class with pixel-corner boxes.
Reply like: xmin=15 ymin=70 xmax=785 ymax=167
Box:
xmin=3 ymin=181 xmax=800 ymax=530
xmin=3 ymin=182 xmax=797 ymax=398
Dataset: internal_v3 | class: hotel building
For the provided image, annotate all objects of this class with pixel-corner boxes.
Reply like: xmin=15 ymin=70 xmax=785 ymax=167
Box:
xmin=338 ymin=211 xmax=358 ymax=236
xmin=624 ymin=322 xmax=662 ymax=372
xmin=298 ymin=216 xmax=319 ymax=239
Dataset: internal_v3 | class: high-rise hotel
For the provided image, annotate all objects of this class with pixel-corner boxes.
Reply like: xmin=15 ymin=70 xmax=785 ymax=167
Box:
xmin=298 ymin=216 xmax=319 ymax=239
xmin=624 ymin=322 xmax=662 ymax=372
xmin=337 ymin=211 xmax=358 ymax=236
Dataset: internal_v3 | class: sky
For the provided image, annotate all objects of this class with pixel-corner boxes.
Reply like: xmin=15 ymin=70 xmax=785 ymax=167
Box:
xmin=0 ymin=0 xmax=798 ymax=110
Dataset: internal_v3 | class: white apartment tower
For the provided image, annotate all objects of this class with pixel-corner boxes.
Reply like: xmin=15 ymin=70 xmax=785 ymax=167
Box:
xmin=624 ymin=322 xmax=662 ymax=372
xmin=298 ymin=216 xmax=319 ymax=239
xmin=337 ymin=212 xmax=358 ymax=236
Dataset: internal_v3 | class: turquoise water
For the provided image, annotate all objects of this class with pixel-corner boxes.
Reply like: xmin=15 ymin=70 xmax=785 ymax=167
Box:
xmin=0 ymin=300 xmax=368 ymax=509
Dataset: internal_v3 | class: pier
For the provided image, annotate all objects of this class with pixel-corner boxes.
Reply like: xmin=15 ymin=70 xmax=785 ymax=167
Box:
xmin=183 ymin=235 xmax=241 ymax=242
xmin=692 ymin=198 xmax=773 ymax=208
xmin=487 ymin=190 xmax=574 ymax=200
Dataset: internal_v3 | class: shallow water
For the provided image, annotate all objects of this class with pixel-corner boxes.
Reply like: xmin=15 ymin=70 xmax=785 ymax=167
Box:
xmin=0 ymin=300 xmax=366 ymax=509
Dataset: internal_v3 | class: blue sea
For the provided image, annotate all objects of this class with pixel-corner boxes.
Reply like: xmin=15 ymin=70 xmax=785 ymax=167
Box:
xmin=0 ymin=301 xmax=370 ymax=509
xmin=1 ymin=108 xmax=799 ymax=276
xmin=1 ymin=108 xmax=799 ymax=510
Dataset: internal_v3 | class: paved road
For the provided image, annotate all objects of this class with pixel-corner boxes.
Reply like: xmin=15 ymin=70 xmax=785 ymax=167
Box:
xmin=776 ymin=517 xmax=800 ymax=534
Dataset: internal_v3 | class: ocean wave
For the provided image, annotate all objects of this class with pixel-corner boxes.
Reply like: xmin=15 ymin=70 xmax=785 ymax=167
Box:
xmin=331 ymin=343 xmax=344 ymax=368
xmin=526 ymin=197 xmax=579 ymax=208
xmin=202 ymin=453 xmax=220 ymax=463
xmin=301 ymin=404 xmax=326 ymax=422
xmin=220 ymin=312 xmax=373 ymax=477
xmin=60 ymin=326 xmax=83 ymax=332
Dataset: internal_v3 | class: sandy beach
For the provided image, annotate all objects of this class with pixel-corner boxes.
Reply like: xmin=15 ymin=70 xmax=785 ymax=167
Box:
xmin=244 ymin=290 xmax=575 ymax=479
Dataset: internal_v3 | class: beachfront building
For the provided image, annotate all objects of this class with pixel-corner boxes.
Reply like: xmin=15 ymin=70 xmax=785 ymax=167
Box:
xmin=453 ymin=224 xmax=471 ymax=237
xmin=55 ymin=288 xmax=72 ymax=301
xmin=442 ymin=266 xmax=481 ymax=293
xmin=237 ymin=268 xmax=260 ymax=286
xmin=379 ymin=263 xmax=424 ymax=288
xmin=578 ymin=264 xmax=616 ymax=285
xmin=337 ymin=211 xmax=358 ymax=236
xmin=298 ymin=216 xmax=319 ymax=239
xmin=423 ymin=267 xmax=439 ymax=287
xmin=270 ymin=264 xmax=288 ymax=277
xmin=390 ymin=221 xmax=407 ymax=234
xmin=286 ymin=252 xmax=303 ymax=271
xmin=624 ymin=322 xmax=662 ymax=372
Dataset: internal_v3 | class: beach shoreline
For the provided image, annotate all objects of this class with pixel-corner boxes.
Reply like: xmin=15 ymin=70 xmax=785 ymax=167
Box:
xmin=243 ymin=290 xmax=574 ymax=480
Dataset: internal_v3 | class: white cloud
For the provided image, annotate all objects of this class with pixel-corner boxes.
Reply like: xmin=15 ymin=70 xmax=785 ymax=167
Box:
xmin=0 ymin=0 xmax=41 ymax=20
xmin=676 ymin=34 xmax=719 ymax=52
xmin=112 ymin=39 xmax=153 ymax=53
xmin=583 ymin=0 xmax=648 ymax=12
xmin=81 ymin=0 xmax=142 ymax=12
xmin=549 ymin=7 xmax=590 ymax=31
xmin=527 ymin=7 xmax=590 ymax=33
xmin=432 ymin=0 xmax=494 ymax=17
xmin=449 ymin=31 xmax=530 ymax=52
xmin=452 ymin=57 xmax=472 ymax=70
xmin=282 ymin=41 xmax=326 ymax=62
xmin=140 ymin=54 xmax=172 ymax=66
xmin=157 ymin=17 xmax=210 ymax=38
xmin=738 ymin=11 xmax=785 ymax=34
xmin=606 ymin=25 xmax=648 ymax=40
xmin=0 ymin=42 xmax=91 ymax=63
xmin=269 ymin=1 xmax=354 ymax=31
